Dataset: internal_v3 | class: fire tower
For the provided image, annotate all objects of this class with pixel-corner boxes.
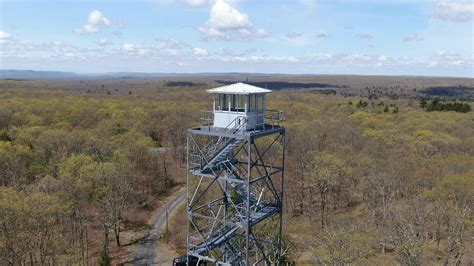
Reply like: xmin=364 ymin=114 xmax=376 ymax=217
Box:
xmin=186 ymin=82 xmax=285 ymax=265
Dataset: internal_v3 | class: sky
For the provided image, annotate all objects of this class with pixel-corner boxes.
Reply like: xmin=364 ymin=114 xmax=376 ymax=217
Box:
xmin=0 ymin=0 xmax=473 ymax=77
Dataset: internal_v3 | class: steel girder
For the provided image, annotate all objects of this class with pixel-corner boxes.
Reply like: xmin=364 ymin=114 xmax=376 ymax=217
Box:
xmin=186 ymin=126 xmax=285 ymax=265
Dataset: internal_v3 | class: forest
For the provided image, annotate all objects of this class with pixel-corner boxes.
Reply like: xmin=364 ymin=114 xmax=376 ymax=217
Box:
xmin=0 ymin=80 xmax=202 ymax=264
xmin=0 ymin=75 xmax=472 ymax=265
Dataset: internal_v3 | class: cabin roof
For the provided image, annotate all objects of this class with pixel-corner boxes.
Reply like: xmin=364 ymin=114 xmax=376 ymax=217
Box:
xmin=207 ymin=82 xmax=272 ymax=95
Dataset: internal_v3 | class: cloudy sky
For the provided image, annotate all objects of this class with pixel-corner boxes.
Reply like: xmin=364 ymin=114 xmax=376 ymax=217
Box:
xmin=0 ymin=0 xmax=473 ymax=77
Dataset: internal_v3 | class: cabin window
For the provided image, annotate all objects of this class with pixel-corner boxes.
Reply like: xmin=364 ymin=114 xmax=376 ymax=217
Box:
xmin=249 ymin=94 xmax=257 ymax=112
xmin=216 ymin=94 xmax=264 ymax=112
xmin=231 ymin=95 xmax=245 ymax=112
xmin=214 ymin=94 xmax=219 ymax=110
xmin=248 ymin=94 xmax=264 ymax=112
xmin=215 ymin=94 xmax=229 ymax=111
xmin=215 ymin=94 xmax=221 ymax=110
xmin=257 ymin=94 xmax=264 ymax=111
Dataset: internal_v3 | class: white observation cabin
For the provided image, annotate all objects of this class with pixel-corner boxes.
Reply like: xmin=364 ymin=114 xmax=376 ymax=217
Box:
xmin=206 ymin=82 xmax=272 ymax=131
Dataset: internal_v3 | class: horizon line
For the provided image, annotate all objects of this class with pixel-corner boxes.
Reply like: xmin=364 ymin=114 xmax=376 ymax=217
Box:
xmin=1 ymin=69 xmax=473 ymax=79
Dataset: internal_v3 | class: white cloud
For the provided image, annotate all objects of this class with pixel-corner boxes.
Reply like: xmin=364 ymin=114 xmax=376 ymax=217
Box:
xmin=95 ymin=39 xmax=114 ymax=46
xmin=122 ymin=43 xmax=136 ymax=52
xmin=193 ymin=47 xmax=208 ymax=56
xmin=115 ymin=39 xmax=190 ymax=57
xmin=403 ymin=33 xmax=423 ymax=42
xmin=121 ymin=43 xmax=147 ymax=55
xmin=0 ymin=31 xmax=10 ymax=39
xmin=311 ymin=53 xmax=332 ymax=60
xmin=52 ymin=41 xmax=67 ymax=47
xmin=74 ymin=10 xmax=111 ymax=34
xmin=434 ymin=1 xmax=473 ymax=22
xmin=207 ymin=0 xmax=251 ymax=30
xmin=0 ymin=38 xmax=93 ymax=63
xmin=0 ymin=31 xmax=11 ymax=44
xmin=254 ymin=29 xmax=270 ymax=37
xmin=355 ymin=33 xmax=374 ymax=39
xmin=214 ymin=47 xmax=257 ymax=57
xmin=238 ymin=28 xmax=271 ymax=39
xmin=286 ymin=32 xmax=303 ymax=39
xmin=63 ymin=52 xmax=75 ymax=59
xmin=429 ymin=50 xmax=473 ymax=67
xmin=2 ymin=38 xmax=472 ymax=77
xmin=223 ymin=55 xmax=300 ymax=63
xmin=199 ymin=0 xmax=269 ymax=41
xmin=296 ymin=53 xmax=396 ymax=68
xmin=182 ymin=0 xmax=209 ymax=8
xmin=153 ymin=38 xmax=188 ymax=51
xmin=215 ymin=47 xmax=239 ymax=56
xmin=163 ymin=49 xmax=184 ymax=56
xmin=2 ymin=39 xmax=79 ymax=53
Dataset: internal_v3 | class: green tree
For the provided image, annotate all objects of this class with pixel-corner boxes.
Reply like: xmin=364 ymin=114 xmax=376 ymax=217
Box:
xmin=419 ymin=99 xmax=427 ymax=109
xmin=0 ymin=187 xmax=70 ymax=265
xmin=0 ymin=142 xmax=34 ymax=186
xmin=58 ymin=154 xmax=97 ymax=263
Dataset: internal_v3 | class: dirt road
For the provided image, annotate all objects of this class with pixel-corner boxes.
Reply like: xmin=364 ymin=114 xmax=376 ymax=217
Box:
xmin=133 ymin=190 xmax=186 ymax=265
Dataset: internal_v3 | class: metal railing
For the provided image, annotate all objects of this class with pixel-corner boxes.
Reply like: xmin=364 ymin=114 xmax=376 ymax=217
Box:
xmin=201 ymin=110 xmax=214 ymax=122
xmin=189 ymin=115 xmax=247 ymax=170
xmin=190 ymin=110 xmax=285 ymax=169
xmin=265 ymin=109 xmax=285 ymax=127
xmin=200 ymin=109 xmax=285 ymax=131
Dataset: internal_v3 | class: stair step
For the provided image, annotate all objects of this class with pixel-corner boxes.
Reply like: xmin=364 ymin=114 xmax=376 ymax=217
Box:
xmin=200 ymin=138 xmax=246 ymax=171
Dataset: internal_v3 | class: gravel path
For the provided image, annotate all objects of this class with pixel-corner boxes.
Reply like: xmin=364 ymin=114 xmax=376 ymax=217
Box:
xmin=133 ymin=190 xmax=186 ymax=265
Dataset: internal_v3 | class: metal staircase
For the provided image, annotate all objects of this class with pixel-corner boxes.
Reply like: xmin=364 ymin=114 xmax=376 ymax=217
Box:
xmin=189 ymin=205 xmax=279 ymax=258
xmin=187 ymin=114 xmax=285 ymax=265
xmin=201 ymin=138 xmax=245 ymax=174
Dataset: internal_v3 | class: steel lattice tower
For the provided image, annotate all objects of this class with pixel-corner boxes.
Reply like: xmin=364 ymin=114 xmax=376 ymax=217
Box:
xmin=186 ymin=83 xmax=285 ymax=265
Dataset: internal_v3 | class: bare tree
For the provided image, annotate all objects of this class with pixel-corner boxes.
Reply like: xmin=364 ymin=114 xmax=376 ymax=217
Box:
xmin=313 ymin=226 xmax=372 ymax=265
xmin=362 ymin=174 xmax=397 ymax=229
xmin=388 ymin=198 xmax=433 ymax=266
xmin=286 ymin=124 xmax=316 ymax=215
xmin=93 ymin=161 xmax=132 ymax=252
xmin=164 ymin=109 xmax=191 ymax=162
xmin=307 ymin=151 xmax=346 ymax=227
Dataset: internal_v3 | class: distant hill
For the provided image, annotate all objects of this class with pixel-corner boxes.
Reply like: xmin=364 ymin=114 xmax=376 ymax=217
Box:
xmin=1 ymin=69 xmax=472 ymax=81
xmin=0 ymin=70 xmax=289 ymax=79
xmin=0 ymin=70 xmax=80 ymax=79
